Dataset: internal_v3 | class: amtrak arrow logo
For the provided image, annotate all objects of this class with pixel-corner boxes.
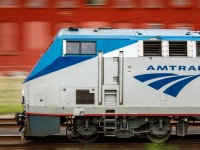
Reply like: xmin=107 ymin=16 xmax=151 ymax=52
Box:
xmin=134 ymin=73 xmax=200 ymax=97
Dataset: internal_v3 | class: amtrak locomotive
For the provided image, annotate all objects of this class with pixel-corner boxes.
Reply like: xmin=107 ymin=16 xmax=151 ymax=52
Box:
xmin=16 ymin=27 xmax=200 ymax=143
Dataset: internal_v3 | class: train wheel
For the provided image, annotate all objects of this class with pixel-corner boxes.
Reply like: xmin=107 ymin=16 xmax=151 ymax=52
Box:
xmin=146 ymin=129 xmax=171 ymax=143
xmin=75 ymin=134 xmax=99 ymax=143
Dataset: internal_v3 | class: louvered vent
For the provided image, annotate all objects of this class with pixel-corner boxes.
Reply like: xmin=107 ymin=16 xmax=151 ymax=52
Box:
xmin=196 ymin=42 xmax=200 ymax=56
xmin=143 ymin=41 xmax=162 ymax=56
xmin=169 ymin=41 xmax=187 ymax=56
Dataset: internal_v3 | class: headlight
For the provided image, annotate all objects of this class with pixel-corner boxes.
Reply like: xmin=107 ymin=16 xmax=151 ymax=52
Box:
xmin=21 ymin=88 xmax=24 ymax=96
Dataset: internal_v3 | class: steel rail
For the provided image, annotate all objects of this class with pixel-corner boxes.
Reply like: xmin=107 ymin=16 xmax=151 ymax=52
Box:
xmin=0 ymin=118 xmax=19 ymax=128
xmin=0 ymin=118 xmax=15 ymax=123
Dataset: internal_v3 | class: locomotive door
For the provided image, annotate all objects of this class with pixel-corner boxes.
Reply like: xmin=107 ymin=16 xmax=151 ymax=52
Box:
xmin=98 ymin=41 xmax=123 ymax=106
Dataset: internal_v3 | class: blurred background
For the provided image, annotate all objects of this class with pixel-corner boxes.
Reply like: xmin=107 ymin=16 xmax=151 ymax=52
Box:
xmin=0 ymin=0 xmax=200 ymax=114
xmin=1 ymin=0 xmax=200 ymax=74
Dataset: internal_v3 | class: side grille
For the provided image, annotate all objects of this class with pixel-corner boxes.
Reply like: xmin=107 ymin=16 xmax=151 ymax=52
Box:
xmin=143 ymin=41 xmax=162 ymax=56
xmin=169 ymin=41 xmax=187 ymax=56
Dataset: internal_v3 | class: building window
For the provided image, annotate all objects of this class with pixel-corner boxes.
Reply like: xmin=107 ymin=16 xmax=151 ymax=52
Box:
xmin=24 ymin=0 xmax=48 ymax=8
xmin=112 ymin=0 xmax=137 ymax=8
xmin=170 ymin=23 xmax=194 ymax=30
xmin=143 ymin=23 xmax=165 ymax=29
xmin=170 ymin=0 xmax=192 ymax=7
xmin=140 ymin=0 xmax=165 ymax=8
xmin=76 ymin=90 xmax=94 ymax=104
xmin=64 ymin=41 xmax=96 ymax=55
xmin=23 ymin=22 xmax=50 ymax=51
xmin=81 ymin=21 xmax=110 ymax=28
xmin=113 ymin=22 xmax=135 ymax=28
xmin=54 ymin=0 xmax=79 ymax=8
xmin=85 ymin=0 xmax=107 ymax=6
xmin=197 ymin=0 xmax=200 ymax=8
xmin=0 ymin=0 xmax=19 ymax=8
xmin=0 ymin=22 xmax=19 ymax=55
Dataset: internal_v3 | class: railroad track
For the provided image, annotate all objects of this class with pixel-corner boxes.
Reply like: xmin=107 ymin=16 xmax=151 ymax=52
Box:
xmin=1 ymin=118 xmax=200 ymax=149
xmin=0 ymin=135 xmax=21 ymax=141
xmin=0 ymin=117 xmax=19 ymax=128
xmin=0 ymin=117 xmax=21 ymax=141
xmin=1 ymin=135 xmax=200 ymax=150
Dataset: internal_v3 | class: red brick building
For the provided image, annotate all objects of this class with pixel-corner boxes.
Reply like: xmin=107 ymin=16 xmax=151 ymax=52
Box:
xmin=0 ymin=0 xmax=200 ymax=74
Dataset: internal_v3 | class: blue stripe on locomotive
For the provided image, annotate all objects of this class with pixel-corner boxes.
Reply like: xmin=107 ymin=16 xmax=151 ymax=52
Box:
xmin=24 ymin=36 xmax=136 ymax=83
xmin=134 ymin=73 xmax=200 ymax=97
xmin=23 ymin=33 xmax=200 ymax=83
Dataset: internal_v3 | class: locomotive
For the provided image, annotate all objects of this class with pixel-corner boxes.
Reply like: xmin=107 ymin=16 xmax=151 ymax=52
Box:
xmin=16 ymin=27 xmax=200 ymax=143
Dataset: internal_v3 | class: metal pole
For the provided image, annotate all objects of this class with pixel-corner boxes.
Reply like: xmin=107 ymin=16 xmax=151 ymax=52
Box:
xmin=98 ymin=51 xmax=103 ymax=105
xmin=119 ymin=51 xmax=124 ymax=105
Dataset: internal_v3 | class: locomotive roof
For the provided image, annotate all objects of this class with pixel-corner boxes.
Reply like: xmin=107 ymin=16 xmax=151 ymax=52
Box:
xmin=58 ymin=28 xmax=200 ymax=37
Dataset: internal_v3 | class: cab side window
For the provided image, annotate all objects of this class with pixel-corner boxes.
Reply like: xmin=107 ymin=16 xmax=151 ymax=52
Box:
xmin=81 ymin=42 xmax=96 ymax=54
xmin=67 ymin=42 xmax=79 ymax=54
xmin=63 ymin=41 xmax=96 ymax=55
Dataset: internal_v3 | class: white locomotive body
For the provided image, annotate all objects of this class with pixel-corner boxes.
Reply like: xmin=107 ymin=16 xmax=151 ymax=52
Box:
xmin=16 ymin=28 xmax=200 ymax=143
